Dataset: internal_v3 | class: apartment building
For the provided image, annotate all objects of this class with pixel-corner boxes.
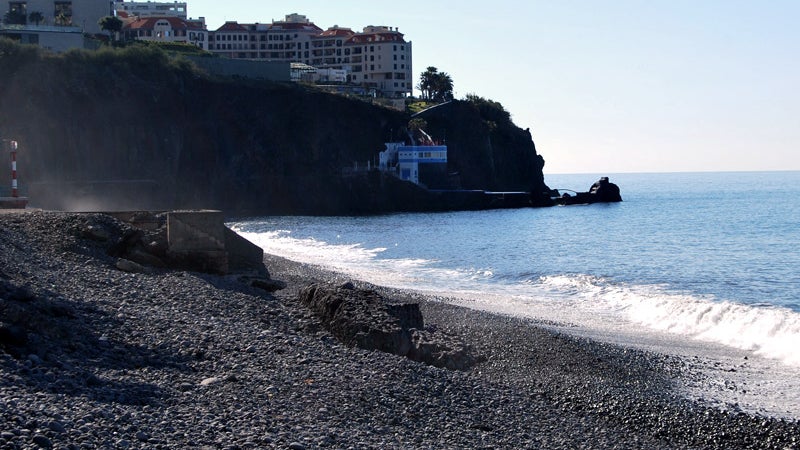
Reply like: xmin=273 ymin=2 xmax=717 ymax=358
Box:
xmin=209 ymin=13 xmax=321 ymax=63
xmin=208 ymin=14 xmax=413 ymax=98
xmin=344 ymin=26 xmax=412 ymax=98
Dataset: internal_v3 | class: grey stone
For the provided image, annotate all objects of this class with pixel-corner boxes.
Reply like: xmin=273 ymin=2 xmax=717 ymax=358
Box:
xmin=200 ymin=377 xmax=221 ymax=386
xmin=115 ymin=258 xmax=151 ymax=274
xmin=47 ymin=421 xmax=66 ymax=434
xmin=31 ymin=434 xmax=52 ymax=448
xmin=248 ymin=277 xmax=287 ymax=292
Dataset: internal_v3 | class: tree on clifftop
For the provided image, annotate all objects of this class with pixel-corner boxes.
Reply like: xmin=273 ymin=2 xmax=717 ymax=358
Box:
xmin=418 ymin=66 xmax=454 ymax=103
xmin=98 ymin=16 xmax=123 ymax=43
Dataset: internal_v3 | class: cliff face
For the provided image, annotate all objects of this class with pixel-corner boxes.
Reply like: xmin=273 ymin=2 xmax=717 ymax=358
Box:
xmin=415 ymin=100 xmax=547 ymax=195
xmin=0 ymin=43 xmax=549 ymax=215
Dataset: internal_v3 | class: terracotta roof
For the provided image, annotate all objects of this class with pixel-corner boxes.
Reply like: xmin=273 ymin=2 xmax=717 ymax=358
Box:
xmin=318 ymin=27 xmax=354 ymax=38
xmin=124 ymin=16 xmax=205 ymax=31
xmin=216 ymin=21 xmax=249 ymax=32
xmin=268 ymin=21 xmax=322 ymax=32
xmin=347 ymin=32 xmax=406 ymax=44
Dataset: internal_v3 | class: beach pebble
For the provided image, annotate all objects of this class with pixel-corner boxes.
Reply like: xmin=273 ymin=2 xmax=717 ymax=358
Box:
xmin=0 ymin=212 xmax=797 ymax=450
xmin=47 ymin=421 xmax=66 ymax=434
xmin=200 ymin=377 xmax=221 ymax=386
xmin=31 ymin=434 xmax=52 ymax=448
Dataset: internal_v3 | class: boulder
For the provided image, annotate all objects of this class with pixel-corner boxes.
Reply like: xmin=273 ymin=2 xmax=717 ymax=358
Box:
xmin=298 ymin=284 xmax=482 ymax=370
xmin=244 ymin=277 xmax=286 ymax=292
xmin=588 ymin=177 xmax=622 ymax=202
xmin=115 ymin=258 xmax=152 ymax=274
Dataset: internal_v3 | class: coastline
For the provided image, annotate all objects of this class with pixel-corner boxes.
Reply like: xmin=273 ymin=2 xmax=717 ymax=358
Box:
xmin=1 ymin=211 xmax=799 ymax=449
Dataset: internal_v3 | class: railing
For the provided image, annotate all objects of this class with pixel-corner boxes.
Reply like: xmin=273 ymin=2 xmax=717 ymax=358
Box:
xmin=0 ymin=23 xmax=81 ymax=33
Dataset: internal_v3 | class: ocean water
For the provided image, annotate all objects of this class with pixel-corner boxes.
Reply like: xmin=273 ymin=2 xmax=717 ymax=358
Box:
xmin=232 ymin=171 xmax=800 ymax=369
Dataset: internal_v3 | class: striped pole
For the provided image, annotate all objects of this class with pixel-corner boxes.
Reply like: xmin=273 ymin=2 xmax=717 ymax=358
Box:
xmin=10 ymin=140 xmax=18 ymax=198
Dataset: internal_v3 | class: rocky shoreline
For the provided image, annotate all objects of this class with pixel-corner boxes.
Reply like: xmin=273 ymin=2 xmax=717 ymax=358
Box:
xmin=1 ymin=211 xmax=798 ymax=449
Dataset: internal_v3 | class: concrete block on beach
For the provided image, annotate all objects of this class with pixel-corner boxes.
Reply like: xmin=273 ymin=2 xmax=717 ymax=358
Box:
xmin=165 ymin=210 xmax=263 ymax=275
xmin=167 ymin=210 xmax=228 ymax=273
xmin=167 ymin=210 xmax=226 ymax=253
xmin=104 ymin=210 xmax=265 ymax=276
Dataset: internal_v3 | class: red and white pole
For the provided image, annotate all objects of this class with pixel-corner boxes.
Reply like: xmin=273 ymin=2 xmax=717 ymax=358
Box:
xmin=10 ymin=140 xmax=18 ymax=198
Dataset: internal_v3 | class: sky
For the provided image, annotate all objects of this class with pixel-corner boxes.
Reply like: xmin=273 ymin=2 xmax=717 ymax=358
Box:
xmin=186 ymin=0 xmax=800 ymax=174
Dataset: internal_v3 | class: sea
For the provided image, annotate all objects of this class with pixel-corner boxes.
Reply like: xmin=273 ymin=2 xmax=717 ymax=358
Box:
xmin=231 ymin=171 xmax=800 ymax=417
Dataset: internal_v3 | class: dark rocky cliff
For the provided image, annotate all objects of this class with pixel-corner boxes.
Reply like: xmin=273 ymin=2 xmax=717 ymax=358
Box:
xmin=0 ymin=42 xmax=550 ymax=215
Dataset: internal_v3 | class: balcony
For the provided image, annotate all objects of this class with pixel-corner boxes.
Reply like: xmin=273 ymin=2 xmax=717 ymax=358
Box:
xmin=0 ymin=23 xmax=81 ymax=33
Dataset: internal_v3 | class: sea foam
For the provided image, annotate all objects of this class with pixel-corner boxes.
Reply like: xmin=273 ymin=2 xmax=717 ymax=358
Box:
xmin=236 ymin=227 xmax=800 ymax=368
xmin=538 ymin=274 xmax=800 ymax=366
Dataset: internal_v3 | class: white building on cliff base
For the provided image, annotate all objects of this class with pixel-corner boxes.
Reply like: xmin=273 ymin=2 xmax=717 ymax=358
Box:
xmin=380 ymin=141 xmax=447 ymax=187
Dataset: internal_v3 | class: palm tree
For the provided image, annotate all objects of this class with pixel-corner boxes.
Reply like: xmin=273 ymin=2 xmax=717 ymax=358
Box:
xmin=432 ymin=71 xmax=454 ymax=102
xmin=417 ymin=66 xmax=439 ymax=101
xmin=28 ymin=11 xmax=44 ymax=26
xmin=417 ymin=66 xmax=454 ymax=103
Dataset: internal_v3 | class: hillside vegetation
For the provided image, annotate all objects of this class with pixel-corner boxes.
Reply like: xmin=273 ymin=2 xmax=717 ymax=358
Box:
xmin=0 ymin=40 xmax=550 ymax=214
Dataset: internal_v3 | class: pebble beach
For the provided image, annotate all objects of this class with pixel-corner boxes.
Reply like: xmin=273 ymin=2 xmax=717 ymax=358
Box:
xmin=1 ymin=211 xmax=798 ymax=449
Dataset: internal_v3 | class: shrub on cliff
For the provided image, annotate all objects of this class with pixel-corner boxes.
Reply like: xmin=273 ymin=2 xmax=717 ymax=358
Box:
xmin=0 ymin=38 xmax=42 ymax=77
xmin=465 ymin=93 xmax=512 ymax=127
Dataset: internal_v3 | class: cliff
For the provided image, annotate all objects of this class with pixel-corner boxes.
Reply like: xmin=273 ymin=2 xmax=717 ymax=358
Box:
xmin=0 ymin=41 xmax=550 ymax=215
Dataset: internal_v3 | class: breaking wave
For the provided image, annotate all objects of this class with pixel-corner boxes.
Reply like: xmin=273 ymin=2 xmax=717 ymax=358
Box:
xmin=235 ymin=228 xmax=800 ymax=368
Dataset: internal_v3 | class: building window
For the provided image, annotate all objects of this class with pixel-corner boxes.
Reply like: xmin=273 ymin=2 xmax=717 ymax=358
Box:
xmin=54 ymin=1 xmax=73 ymax=25
xmin=7 ymin=2 xmax=27 ymax=24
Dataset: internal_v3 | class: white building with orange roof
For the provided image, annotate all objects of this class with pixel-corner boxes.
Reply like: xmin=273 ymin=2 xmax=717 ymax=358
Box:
xmin=266 ymin=13 xmax=321 ymax=63
xmin=345 ymin=25 xmax=412 ymax=98
xmin=209 ymin=20 xmax=253 ymax=58
xmin=122 ymin=16 xmax=208 ymax=50
xmin=310 ymin=25 xmax=354 ymax=67
xmin=209 ymin=14 xmax=322 ymax=62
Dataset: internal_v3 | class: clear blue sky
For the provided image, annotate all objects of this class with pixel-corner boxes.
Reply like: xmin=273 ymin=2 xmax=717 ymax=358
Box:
xmin=187 ymin=0 xmax=800 ymax=174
